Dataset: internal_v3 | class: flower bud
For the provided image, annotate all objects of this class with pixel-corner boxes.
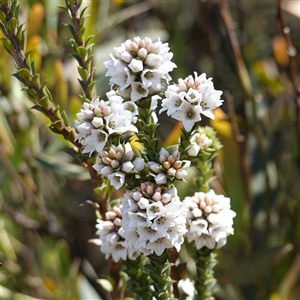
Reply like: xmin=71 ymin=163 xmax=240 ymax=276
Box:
xmin=173 ymin=160 xmax=182 ymax=169
xmin=101 ymin=166 xmax=114 ymax=176
xmin=138 ymin=197 xmax=149 ymax=209
xmin=111 ymin=159 xmax=120 ymax=169
xmin=84 ymin=109 xmax=94 ymax=119
xmin=167 ymin=167 xmax=176 ymax=177
xmin=128 ymin=58 xmax=143 ymax=73
xmin=175 ymin=169 xmax=188 ymax=179
xmin=145 ymin=53 xmax=162 ymax=67
xmin=105 ymin=211 xmax=117 ymax=220
xmin=133 ymin=157 xmax=145 ymax=171
xmin=155 ymin=173 xmax=167 ymax=185
xmin=92 ymin=117 xmax=103 ymax=128
xmin=188 ymin=144 xmax=200 ymax=157
xmin=138 ymin=48 xmax=147 ymax=59
xmin=77 ymin=122 xmax=93 ymax=134
xmin=122 ymin=161 xmax=134 ymax=173
xmin=121 ymin=51 xmax=133 ymax=63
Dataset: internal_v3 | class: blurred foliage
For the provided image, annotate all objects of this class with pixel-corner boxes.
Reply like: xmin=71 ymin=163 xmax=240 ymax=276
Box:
xmin=1 ymin=0 xmax=300 ymax=300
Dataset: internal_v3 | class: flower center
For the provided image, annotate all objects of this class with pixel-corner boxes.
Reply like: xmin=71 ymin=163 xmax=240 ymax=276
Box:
xmin=186 ymin=109 xmax=195 ymax=119
xmin=137 ymin=85 xmax=146 ymax=94
xmin=175 ymin=99 xmax=182 ymax=107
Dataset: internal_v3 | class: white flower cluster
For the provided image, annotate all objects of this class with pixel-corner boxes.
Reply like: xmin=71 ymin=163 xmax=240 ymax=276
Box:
xmin=93 ymin=143 xmax=145 ymax=190
xmin=148 ymin=148 xmax=191 ymax=185
xmin=74 ymin=91 xmax=138 ymax=156
xmin=104 ymin=37 xmax=176 ymax=101
xmin=95 ymin=207 xmax=139 ymax=262
xmin=160 ymin=72 xmax=223 ymax=131
xmin=120 ymin=182 xmax=187 ymax=256
xmin=188 ymin=131 xmax=213 ymax=157
xmin=183 ymin=189 xmax=236 ymax=249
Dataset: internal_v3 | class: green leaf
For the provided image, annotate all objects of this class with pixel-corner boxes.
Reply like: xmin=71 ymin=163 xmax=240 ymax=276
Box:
xmin=64 ymin=23 xmax=75 ymax=37
xmin=31 ymin=73 xmax=40 ymax=88
xmin=77 ymin=66 xmax=89 ymax=81
xmin=7 ymin=17 xmax=18 ymax=33
xmin=61 ymin=110 xmax=70 ymax=127
xmin=31 ymin=105 xmax=48 ymax=116
xmin=76 ymin=46 xmax=87 ymax=61
xmin=16 ymin=22 xmax=23 ymax=41
xmin=0 ymin=21 xmax=8 ymax=36
xmin=17 ymin=68 xmax=31 ymax=81
xmin=12 ymin=72 xmax=27 ymax=85
xmin=0 ymin=10 xmax=6 ymax=22
xmin=0 ymin=38 xmax=14 ymax=51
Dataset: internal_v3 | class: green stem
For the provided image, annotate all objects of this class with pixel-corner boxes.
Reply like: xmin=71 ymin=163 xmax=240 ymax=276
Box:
xmin=146 ymin=251 xmax=174 ymax=300
xmin=123 ymin=255 xmax=151 ymax=300
xmin=193 ymin=247 xmax=217 ymax=300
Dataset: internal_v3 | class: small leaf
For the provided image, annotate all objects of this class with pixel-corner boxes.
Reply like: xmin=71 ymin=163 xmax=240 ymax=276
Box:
xmin=76 ymin=46 xmax=88 ymax=61
xmin=17 ymin=68 xmax=31 ymax=81
xmin=7 ymin=17 xmax=18 ymax=33
xmin=77 ymin=27 xmax=85 ymax=41
xmin=51 ymin=120 xmax=64 ymax=131
xmin=0 ymin=10 xmax=6 ymax=22
xmin=77 ymin=66 xmax=89 ymax=81
xmin=0 ymin=38 xmax=14 ymax=51
xmin=31 ymin=105 xmax=48 ymax=116
xmin=32 ymin=73 xmax=40 ymax=88
xmin=64 ymin=23 xmax=75 ymax=37
xmin=39 ymin=95 xmax=52 ymax=110
xmin=61 ymin=110 xmax=70 ymax=126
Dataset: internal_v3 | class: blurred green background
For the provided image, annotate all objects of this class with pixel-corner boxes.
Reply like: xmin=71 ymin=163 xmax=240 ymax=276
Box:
xmin=1 ymin=0 xmax=299 ymax=299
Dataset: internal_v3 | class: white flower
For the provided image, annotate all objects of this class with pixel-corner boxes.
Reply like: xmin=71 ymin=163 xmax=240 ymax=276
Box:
xmin=160 ymin=72 xmax=223 ymax=131
xmin=74 ymin=95 xmax=138 ymax=156
xmin=95 ymin=207 xmax=140 ymax=262
xmin=145 ymin=237 xmax=174 ymax=256
xmin=131 ymin=82 xmax=149 ymax=102
xmin=83 ymin=129 xmax=108 ymax=155
xmin=93 ymin=142 xmax=144 ymax=189
xmin=171 ymin=100 xmax=202 ymax=132
xmin=178 ymin=278 xmax=195 ymax=300
xmin=148 ymin=147 xmax=191 ymax=183
xmin=120 ymin=182 xmax=187 ymax=256
xmin=183 ymin=189 xmax=236 ymax=249
xmin=107 ymin=172 xmax=125 ymax=190
xmin=104 ymin=37 xmax=176 ymax=101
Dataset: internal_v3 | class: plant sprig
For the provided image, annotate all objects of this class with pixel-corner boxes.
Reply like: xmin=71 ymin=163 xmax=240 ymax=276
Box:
xmin=0 ymin=0 xmax=79 ymax=146
xmin=61 ymin=0 xmax=96 ymax=101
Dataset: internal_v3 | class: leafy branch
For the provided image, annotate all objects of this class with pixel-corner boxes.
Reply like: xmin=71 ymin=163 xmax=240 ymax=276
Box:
xmin=61 ymin=0 xmax=96 ymax=101
xmin=0 ymin=0 xmax=79 ymax=147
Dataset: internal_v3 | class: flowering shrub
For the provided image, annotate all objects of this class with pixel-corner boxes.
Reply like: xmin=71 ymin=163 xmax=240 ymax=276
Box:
xmin=73 ymin=36 xmax=235 ymax=299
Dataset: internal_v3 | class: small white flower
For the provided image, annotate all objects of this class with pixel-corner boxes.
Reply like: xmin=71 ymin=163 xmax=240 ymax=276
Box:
xmin=178 ymin=278 xmax=195 ymax=300
xmin=160 ymin=72 xmax=223 ymax=130
xmin=77 ymin=122 xmax=93 ymax=135
xmin=131 ymin=82 xmax=149 ymax=102
xmin=104 ymin=37 xmax=176 ymax=101
xmin=120 ymin=183 xmax=187 ymax=256
xmin=171 ymin=100 xmax=202 ymax=132
xmin=107 ymin=172 xmax=125 ymax=190
xmin=184 ymin=190 xmax=236 ymax=250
